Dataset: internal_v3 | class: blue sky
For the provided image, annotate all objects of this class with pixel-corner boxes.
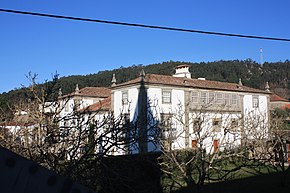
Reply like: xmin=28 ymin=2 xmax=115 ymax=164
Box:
xmin=0 ymin=0 xmax=289 ymax=93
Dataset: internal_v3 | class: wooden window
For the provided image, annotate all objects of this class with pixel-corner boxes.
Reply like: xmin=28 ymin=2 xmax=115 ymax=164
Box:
xmin=208 ymin=92 xmax=215 ymax=104
xmin=253 ymin=96 xmax=259 ymax=108
xmin=213 ymin=140 xmax=219 ymax=152
xmin=224 ymin=93 xmax=230 ymax=105
xmin=230 ymin=118 xmax=239 ymax=132
xmin=212 ymin=118 xmax=222 ymax=132
xmin=122 ymin=91 xmax=128 ymax=105
xmin=231 ymin=94 xmax=238 ymax=106
xmin=193 ymin=119 xmax=201 ymax=132
xmin=162 ymin=90 xmax=171 ymax=104
xmin=231 ymin=119 xmax=239 ymax=127
xmin=191 ymin=91 xmax=199 ymax=103
xmin=200 ymin=91 xmax=208 ymax=104
xmin=160 ymin=113 xmax=176 ymax=139
xmin=216 ymin=93 xmax=223 ymax=104
xmin=192 ymin=140 xmax=197 ymax=148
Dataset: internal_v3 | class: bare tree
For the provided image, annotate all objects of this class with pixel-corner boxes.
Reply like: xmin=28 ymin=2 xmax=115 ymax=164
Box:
xmin=0 ymin=73 xmax=140 ymax=190
xmin=154 ymin=99 xmax=285 ymax=193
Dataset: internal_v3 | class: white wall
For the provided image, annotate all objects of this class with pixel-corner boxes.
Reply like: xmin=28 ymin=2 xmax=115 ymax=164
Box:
xmin=112 ymin=85 xmax=270 ymax=154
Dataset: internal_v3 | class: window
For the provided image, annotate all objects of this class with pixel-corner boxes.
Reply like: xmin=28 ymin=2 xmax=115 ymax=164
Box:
xmin=230 ymin=119 xmax=239 ymax=128
xmin=122 ymin=91 xmax=128 ymax=105
xmin=231 ymin=94 xmax=238 ymax=106
xmin=160 ymin=113 xmax=172 ymax=129
xmin=200 ymin=91 xmax=208 ymax=104
xmin=216 ymin=93 xmax=223 ymax=104
xmin=162 ymin=90 xmax=171 ymax=104
xmin=253 ymin=96 xmax=259 ymax=108
xmin=226 ymin=118 xmax=239 ymax=133
xmin=64 ymin=102 xmax=70 ymax=112
xmin=160 ymin=113 xmax=176 ymax=139
xmin=208 ymin=92 xmax=215 ymax=104
xmin=192 ymin=119 xmax=201 ymax=132
xmin=212 ymin=118 xmax=222 ymax=132
xmin=192 ymin=140 xmax=197 ymax=148
xmin=74 ymin=99 xmax=81 ymax=109
xmin=213 ymin=140 xmax=219 ymax=152
xmin=191 ymin=91 xmax=199 ymax=103
xmin=224 ymin=93 xmax=230 ymax=105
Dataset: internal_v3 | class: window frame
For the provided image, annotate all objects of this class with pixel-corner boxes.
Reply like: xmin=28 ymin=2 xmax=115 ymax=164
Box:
xmin=200 ymin=91 xmax=208 ymax=104
xmin=192 ymin=139 xmax=197 ymax=148
xmin=224 ymin=93 xmax=231 ymax=105
xmin=160 ymin=113 xmax=176 ymax=139
xmin=192 ymin=118 xmax=201 ymax=133
xmin=122 ymin=91 xmax=129 ymax=105
xmin=213 ymin=139 xmax=219 ymax=152
xmin=215 ymin=93 xmax=224 ymax=104
xmin=231 ymin=94 xmax=238 ymax=106
xmin=208 ymin=92 xmax=215 ymax=104
xmin=212 ymin=118 xmax=222 ymax=132
xmin=252 ymin=95 xmax=259 ymax=108
xmin=230 ymin=118 xmax=240 ymax=132
xmin=162 ymin=90 xmax=172 ymax=104
xmin=191 ymin=91 xmax=199 ymax=103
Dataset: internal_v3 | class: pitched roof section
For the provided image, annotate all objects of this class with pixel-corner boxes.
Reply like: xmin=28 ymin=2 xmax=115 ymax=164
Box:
xmin=63 ymin=87 xmax=111 ymax=98
xmin=114 ymin=74 xmax=269 ymax=94
xmin=282 ymin=104 xmax=290 ymax=110
xmin=79 ymin=96 xmax=111 ymax=112
xmin=270 ymin=94 xmax=289 ymax=102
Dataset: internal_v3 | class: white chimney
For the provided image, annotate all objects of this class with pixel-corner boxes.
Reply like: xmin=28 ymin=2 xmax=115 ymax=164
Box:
xmin=173 ymin=65 xmax=191 ymax=79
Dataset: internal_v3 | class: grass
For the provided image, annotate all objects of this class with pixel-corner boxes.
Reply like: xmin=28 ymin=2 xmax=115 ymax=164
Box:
xmin=162 ymin=162 xmax=289 ymax=193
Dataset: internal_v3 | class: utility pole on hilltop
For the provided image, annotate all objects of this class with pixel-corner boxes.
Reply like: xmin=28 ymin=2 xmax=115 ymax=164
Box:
xmin=260 ymin=48 xmax=263 ymax=67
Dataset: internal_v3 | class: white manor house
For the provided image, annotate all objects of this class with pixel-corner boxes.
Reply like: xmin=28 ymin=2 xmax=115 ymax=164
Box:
xmin=57 ymin=65 xmax=271 ymax=154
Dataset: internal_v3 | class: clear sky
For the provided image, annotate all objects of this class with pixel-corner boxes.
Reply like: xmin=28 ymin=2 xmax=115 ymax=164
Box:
xmin=0 ymin=0 xmax=289 ymax=93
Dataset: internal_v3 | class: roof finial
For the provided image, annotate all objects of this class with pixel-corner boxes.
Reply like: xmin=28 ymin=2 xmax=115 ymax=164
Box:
xmin=75 ymin=84 xmax=80 ymax=94
xmin=111 ymin=74 xmax=117 ymax=87
xmin=140 ymin=69 xmax=146 ymax=80
xmin=58 ymin=88 xmax=62 ymax=97
xmin=265 ymin=81 xmax=270 ymax=92
xmin=238 ymin=78 xmax=243 ymax=86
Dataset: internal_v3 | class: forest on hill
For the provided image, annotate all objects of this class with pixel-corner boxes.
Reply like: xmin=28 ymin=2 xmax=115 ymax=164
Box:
xmin=0 ymin=59 xmax=289 ymax=118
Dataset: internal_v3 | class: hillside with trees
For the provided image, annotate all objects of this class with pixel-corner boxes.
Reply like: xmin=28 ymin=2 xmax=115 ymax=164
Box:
xmin=0 ymin=59 xmax=289 ymax=119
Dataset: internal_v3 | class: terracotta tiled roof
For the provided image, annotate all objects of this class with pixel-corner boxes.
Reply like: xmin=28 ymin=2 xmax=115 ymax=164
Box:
xmin=282 ymin=104 xmax=290 ymax=110
xmin=79 ymin=96 xmax=111 ymax=112
xmin=115 ymin=74 xmax=269 ymax=94
xmin=270 ymin=94 xmax=289 ymax=102
xmin=63 ymin=87 xmax=111 ymax=98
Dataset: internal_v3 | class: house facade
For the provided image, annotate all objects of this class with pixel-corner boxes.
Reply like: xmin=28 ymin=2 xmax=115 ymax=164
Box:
xmin=47 ymin=65 xmax=271 ymax=155
xmin=111 ymin=65 xmax=271 ymax=154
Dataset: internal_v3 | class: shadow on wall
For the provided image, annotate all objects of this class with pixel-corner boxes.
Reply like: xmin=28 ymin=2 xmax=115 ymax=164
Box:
xmin=0 ymin=146 xmax=95 ymax=193
xmin=130 ymin=70 xmax=160 ymax=154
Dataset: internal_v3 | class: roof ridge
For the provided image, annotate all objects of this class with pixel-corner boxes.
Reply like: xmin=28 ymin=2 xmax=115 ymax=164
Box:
xmin=113 ymin=73 xmax=269 ymax=94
